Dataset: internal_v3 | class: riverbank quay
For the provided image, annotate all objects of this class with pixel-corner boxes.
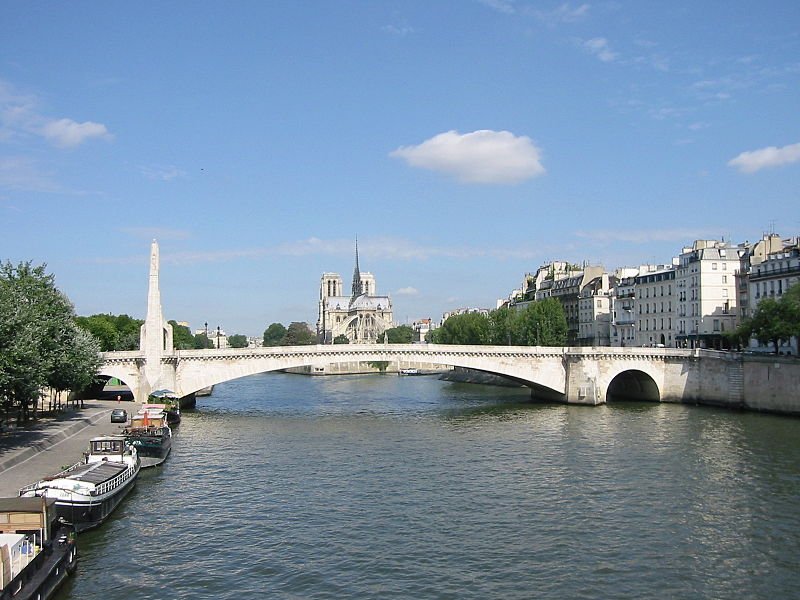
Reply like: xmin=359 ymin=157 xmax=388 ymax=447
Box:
xmin=0 ymin=400 xmax=125 ymax=497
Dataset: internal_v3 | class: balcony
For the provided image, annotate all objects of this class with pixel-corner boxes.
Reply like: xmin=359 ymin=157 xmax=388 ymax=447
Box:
xmin=749 ymin=263 xmax=800 ymax=281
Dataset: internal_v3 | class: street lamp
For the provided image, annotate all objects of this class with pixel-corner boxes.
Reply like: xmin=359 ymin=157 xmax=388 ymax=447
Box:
xmin=216 ymin=325 xmax=221 ymax=349
xmin=204 ymin=322 xmax=208 ymax=349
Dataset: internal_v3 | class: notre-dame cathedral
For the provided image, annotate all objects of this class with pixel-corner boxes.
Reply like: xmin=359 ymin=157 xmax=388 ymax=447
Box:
xmin=316 ymin=241 xmax=394 ymax=344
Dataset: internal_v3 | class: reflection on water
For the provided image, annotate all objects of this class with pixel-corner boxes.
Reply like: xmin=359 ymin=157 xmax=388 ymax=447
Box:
xmin=57 ymin=372 xmax=800 ymax=600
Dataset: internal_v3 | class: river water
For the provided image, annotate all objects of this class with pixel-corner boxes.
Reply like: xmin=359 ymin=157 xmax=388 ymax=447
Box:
xmin=56 ymin=372 xmax=800 ymax=599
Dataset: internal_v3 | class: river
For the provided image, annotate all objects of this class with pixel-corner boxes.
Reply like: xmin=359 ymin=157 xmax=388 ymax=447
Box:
xmin=55 ymin=372 xmax=800 ymax=599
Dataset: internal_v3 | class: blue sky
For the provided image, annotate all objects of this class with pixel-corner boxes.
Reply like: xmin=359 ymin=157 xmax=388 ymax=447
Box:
xmin=1 ymin=1 xmax=798 ymax=336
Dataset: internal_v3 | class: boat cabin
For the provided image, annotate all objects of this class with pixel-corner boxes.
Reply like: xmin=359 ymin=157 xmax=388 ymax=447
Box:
xmin=89 ymin=436 xmax=127 ymax=459
xmin=0 ymin=498 xmax=59 ymax=587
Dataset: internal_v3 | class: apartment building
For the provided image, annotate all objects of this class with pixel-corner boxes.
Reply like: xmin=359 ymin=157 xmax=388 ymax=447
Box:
xmin=675 ymin=240 xmax=741 ymax=348
xmin=635 ymin=266 xmax=676 ymax=347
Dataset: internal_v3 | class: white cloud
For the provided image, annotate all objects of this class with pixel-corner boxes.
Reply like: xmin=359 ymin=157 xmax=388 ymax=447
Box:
xmin=121 ymin=227 xmax=192 ymax=240
xmin=0 ymin=156 xmax=61 ymax=192
xmin=396 ymin=286 xmax=419 ymax=296
xmin=727 ymin=142 xmax=800 ymax=174
xmin=41 ymin=118 xmax=111 ymax=148
xmin=575 ymin=228 xmax=714 ymax=244
xmin=583 ymin=37 xmax=618 ymax=62
xmin=139 ymin=164 xmax=186 ymax=181
xmin=478 ymin=0 xmax=516 ymax=15
xmin=390 ymin=129 xmax=545 ymax=184
xmin=531 ymin=3 xmax=590 ymax=25
xmin=0 ymin=78 xmax=112 ymax=148
xmin=381 ymin=24 xmax=415 ymax=36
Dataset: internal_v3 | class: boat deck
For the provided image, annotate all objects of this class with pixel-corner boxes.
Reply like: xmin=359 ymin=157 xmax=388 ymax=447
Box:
xmin=61 ymin=461 xmax=128 ymax=485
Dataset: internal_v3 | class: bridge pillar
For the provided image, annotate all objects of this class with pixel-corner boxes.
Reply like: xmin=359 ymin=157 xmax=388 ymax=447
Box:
xmin=564 ymin=352 xmax=605 ymax=405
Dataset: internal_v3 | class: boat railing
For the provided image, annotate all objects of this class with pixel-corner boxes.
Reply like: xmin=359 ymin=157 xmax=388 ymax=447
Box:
xmin=92 ymin=462 xmax=138 ymax=497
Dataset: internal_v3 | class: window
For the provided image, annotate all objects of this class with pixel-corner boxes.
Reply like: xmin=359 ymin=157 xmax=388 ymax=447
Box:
xmin=713 ymin=319 xmax=720 ymax=332
xmin=712 ymin=263 xmax=718 ymax=270
xmin=722 ymin=275 xmax=727 ymax=284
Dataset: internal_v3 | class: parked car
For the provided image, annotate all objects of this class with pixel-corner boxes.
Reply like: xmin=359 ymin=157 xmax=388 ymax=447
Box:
xmin=111 ymin=409 xmax=128 ymax=423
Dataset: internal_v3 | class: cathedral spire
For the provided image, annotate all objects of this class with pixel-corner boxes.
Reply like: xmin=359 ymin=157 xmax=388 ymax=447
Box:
xmin=351 ymin=237 xmax=363 ymax=299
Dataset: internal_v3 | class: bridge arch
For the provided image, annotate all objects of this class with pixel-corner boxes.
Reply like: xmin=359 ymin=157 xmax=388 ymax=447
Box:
xmin=606 ymin=369 xmax=661 ymax=402
xmin=171 ymin=345 xmax=568 ymax=400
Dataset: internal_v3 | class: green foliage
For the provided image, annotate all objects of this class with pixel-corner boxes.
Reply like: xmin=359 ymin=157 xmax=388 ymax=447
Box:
xmin=228 ymin=334 xmax=249 ymax=348
xmin=193 ymin=333 xmax=214 ymax=349
xmin=432 ymin=300 xmax=567 ymax=347
xmin=333 ymin=334 xmax=350 ymax=344
xmin=263 ymin=323 xmax=287 ymax=347
xmin=75 ymin=313 xmax=143 ymax=351
xmin=383 ymin=325 xmax=414 ymax=344
xmin=1 ymin=261 xmax=101 ymax=423
xmin=367 ymin=361 xmax=389 ymax=373
xmin=516 ymin=298 xmax=568 ymax=346
xmin=431 ymin=312 xmax=490 ymax=344
xmin=169 ymin=320 xmax=195 ymax=350
xmin=748 ymin=284 xmax=800 ymax=353
xmin=283 ymin=322 xmax=316 ymax=346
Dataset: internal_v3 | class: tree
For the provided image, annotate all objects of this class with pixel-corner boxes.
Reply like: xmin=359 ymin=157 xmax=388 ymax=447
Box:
xmin=516 ymin=299 xmax=568 ymax=346
xmin=283 ymin=322 xmax=315 ymax=346
xmin=169 ymin=320 xmax=195 ymax=350
xmin=228 ymin=334 xmax=249 ymax=348
xmin=1 ymin=261 xmax=100 ymax=423
xmin=383 ymin=325 xmax=414 ymax=344
xmin=333 ymin=334 xmax=350 ymax=344
xmin=193 ymin=333 xmax=214 ymax=349
xmin=431 ymin=312 xmax=490 ymax=345
xmin=75 ymin=313 xmax=144 ymax=351
xmin=488 ymin=306 xmax=515 ymax=345
xmin=748 ymin=285 xmax=800 ymax=353
xmin=263 ymin=323 xmax=287 ymax=347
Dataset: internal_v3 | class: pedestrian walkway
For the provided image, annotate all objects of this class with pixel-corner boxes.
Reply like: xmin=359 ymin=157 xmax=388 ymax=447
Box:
xmin=0 ymin=400 xmax=129 ymax=496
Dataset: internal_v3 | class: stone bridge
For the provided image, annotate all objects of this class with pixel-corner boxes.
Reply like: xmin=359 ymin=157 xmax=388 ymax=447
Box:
xmin=99 ymin=343 xmax=743 ymax=407
xmin=97 ymin=241 xmax=755 ymax=410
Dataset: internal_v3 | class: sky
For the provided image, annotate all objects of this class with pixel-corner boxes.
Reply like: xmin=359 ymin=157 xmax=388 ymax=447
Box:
xmin=1 ymin=1 xmax=799 ymax=337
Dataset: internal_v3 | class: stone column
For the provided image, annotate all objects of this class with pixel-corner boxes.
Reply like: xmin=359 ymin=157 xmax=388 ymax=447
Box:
xmin=138 ymin=240 xmax=174 ymax=399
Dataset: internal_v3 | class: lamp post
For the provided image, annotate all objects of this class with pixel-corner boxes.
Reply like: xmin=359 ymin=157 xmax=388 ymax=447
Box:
xmin=216 ymin=325 xmax=221 ymax=349
xmin=204 ymin=322 xmax=208 ymax=349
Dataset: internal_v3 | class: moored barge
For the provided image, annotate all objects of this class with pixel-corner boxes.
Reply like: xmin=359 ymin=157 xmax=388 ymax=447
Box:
xmin=19 ymin=435 xmax=140 ymax=533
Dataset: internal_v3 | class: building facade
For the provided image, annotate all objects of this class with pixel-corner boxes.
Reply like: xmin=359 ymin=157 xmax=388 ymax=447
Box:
xmin=316 ymin=243 xmax=394 ymax=344
xmin=675 ymin=240 xmax=741 ymax=348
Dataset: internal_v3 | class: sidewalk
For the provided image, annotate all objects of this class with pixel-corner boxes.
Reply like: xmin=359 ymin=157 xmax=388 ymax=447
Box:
xmin=0 ymin=400 xmax=130 ymax=497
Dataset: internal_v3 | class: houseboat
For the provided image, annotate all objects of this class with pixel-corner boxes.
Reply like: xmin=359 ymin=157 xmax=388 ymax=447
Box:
xmin=0 ymin=497 xmax=77 ymax=600
xmin=125 ymin=407 xmax=172 ymax=468
xmin=19 ymin=435 xmax=140 ymax=533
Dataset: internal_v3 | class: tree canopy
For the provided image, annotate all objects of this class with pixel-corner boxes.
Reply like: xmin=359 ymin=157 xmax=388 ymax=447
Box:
xmin=741 ymin=283 xmax=800 ymax=353
xmin=263 ymin=323 xmax=287 ymax=347
xmin=227 ymin=334 xmax=249 ymax=348
xmin=382 ymin=325 xmax=414 ymax=343
xmin=75 ymin=313 xmax=143 ymax=351
xmin=430 ymin=300 xmax=567 ymax=346
xmin=1 ymin=261 xmax=101 ymax=423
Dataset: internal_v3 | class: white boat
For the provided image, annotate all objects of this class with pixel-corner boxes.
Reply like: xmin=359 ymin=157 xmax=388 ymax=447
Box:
xmin=399 ymin=368 xmax=421 ymax=375
xmin=19 ymin=435 xmax=140 ymax=533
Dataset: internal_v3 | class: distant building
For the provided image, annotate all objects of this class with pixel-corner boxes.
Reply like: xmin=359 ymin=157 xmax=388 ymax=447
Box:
xmin=739 ymin=234 xmax=799 ymax=354
xmin=675 ymin=240 xmax=741 ymax=349
xmin=410 ymin=318 xmax=434 ymax=342
xmin=317 ymin=241 xmax=394 ymax=343
xmin=635 ymin=265 xmax=677 ymax=347
xmin=440 ymin=307 xmax=490 ymax=326
xmin=577 ymin=272 xmax=614 ymax=346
